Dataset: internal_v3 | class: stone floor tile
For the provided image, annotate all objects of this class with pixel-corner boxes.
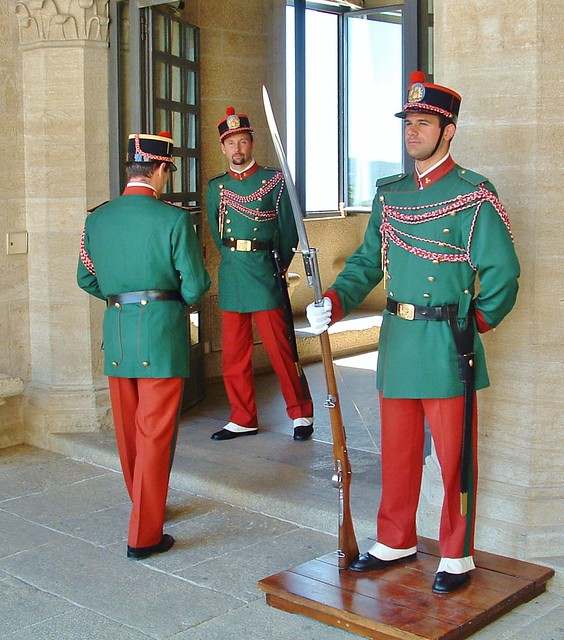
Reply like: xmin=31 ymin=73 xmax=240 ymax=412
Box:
xmin=0 ymin=535 xmax=243 ymax=639
xmin=176 ymin=526 xmax=340 ymax=603
xmin=0 ymin=572 xmax=73 ymax=636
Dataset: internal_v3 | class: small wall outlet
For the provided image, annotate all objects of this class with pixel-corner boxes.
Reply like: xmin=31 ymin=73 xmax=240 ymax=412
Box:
xmin=6 ymin=232 xmax=28 ymax=255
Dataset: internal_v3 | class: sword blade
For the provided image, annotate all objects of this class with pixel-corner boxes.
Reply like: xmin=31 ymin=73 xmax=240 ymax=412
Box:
xmin=262 ymin=86 xmax=311 ymax=253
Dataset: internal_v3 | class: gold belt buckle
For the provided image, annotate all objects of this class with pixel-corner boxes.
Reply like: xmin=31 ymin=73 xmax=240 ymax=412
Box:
xmin=236 ymin=239 xmax=252 ymax=252
xmin=397 ymin=302 xmax=415 ymax=321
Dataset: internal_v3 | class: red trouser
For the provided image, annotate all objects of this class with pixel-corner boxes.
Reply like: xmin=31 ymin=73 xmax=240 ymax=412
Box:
xmin=221 ymin=308 xmax=313 ymax=427
xmin=108 ymin=376 xmax=183 ymax=548
xmin=377 ymin=394 xmax=478 ymax=559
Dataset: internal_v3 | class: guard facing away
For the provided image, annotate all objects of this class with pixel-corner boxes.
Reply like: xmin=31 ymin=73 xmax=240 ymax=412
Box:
xmin=206 ymin=107 xmax=314 ymax=442
xmin=306 ymin=72 xmax=520 ymax=593
xmin=77 ymin=132 xmax=210 ymax=559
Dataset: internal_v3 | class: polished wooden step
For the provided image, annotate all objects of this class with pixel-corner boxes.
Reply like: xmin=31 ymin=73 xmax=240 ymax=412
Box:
xmin=257 ymin=537 xmax=554 ymax=640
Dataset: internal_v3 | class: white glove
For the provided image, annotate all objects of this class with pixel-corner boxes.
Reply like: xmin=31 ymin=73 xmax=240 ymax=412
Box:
xmin=306 ymin=297 xmax=332 ymax=335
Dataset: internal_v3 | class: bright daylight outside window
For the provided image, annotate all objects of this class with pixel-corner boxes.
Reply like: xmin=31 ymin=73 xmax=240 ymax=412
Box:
xmin=286 ymin=6 xmax=338 ymax=214
xmin=286 ymin=5 xmax=404 ymax=214
xmin=347 ymin=11 xmax=402 ymax=208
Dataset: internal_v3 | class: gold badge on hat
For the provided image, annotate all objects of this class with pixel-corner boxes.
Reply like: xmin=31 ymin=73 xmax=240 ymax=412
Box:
xmin=227 ymin=114 xmax=240 ymax=130
xmin=408 ymin=82 xmax=425 ymax=103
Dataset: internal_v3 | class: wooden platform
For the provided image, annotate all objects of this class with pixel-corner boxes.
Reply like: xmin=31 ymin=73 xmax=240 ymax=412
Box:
xmin=257 ymin=537 xmax=555 ymax=640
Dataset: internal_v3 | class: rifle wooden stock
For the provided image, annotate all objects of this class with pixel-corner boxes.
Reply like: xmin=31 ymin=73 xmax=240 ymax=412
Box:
xmin=319 ymin=330 xmax=359 ymax=568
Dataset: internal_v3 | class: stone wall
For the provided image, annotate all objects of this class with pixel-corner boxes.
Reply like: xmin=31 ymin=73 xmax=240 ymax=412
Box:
xmin=419 ymin=0 xmax=564 ymax=564
xmin=11 ymin=0 xmax=113 ymax=447
xmin=0 ymin=0 xmax=28 ymax=446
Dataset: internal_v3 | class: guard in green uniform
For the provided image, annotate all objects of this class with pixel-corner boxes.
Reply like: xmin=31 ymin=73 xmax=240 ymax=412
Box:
xmin=77 ymin=132 xmax=210 ymax=559
xmin=307 ymin=72 xmax=520 ymax=593
xmin=206 ymin=107 xmax=313 ymax=441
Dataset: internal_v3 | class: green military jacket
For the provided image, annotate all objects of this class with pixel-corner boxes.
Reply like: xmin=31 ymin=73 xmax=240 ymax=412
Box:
xmin=329 ymin=163 xmax=520 ymax=399
xmin=77 ymin=190 xmax=211 ymax=378
xmin=205 ymin=164 xmax=298 ymax=312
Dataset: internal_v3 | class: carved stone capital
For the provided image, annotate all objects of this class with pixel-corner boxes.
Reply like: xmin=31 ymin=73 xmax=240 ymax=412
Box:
xmin=14 ymin=1 xmax=110 ymax=46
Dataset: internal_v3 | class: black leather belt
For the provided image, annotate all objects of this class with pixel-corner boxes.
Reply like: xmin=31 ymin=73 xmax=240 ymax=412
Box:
xmin=386 ymin=297 xmax=457 ymax=321
xmin=222 ymin=238 xmax=269 ymax=252
xmin=107 ymin=290 xmax=182 ymax=306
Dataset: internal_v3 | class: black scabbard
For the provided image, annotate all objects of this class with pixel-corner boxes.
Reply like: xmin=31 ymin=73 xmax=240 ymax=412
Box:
xmin=269 ymin=245 xmax=311 ymax=401
xmin=447 ymin=304 xmax=476 ymax=516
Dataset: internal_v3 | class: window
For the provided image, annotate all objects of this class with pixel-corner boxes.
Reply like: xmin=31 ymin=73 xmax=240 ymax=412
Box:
xmin=286 ymin=1 xmax=432 ymax=215
xmin=346 ymin=11 xmax=403 ymax=208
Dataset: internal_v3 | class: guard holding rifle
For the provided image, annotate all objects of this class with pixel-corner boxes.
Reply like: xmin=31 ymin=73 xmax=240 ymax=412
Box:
xmin=206 ymin=107 xmax=314 ymax=441
xmin=307 ymin=72 xmax=520 ymax=592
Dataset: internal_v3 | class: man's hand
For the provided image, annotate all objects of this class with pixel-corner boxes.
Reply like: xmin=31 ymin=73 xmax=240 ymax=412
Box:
xmin=306 ymin=297 xmax=332 ymax=335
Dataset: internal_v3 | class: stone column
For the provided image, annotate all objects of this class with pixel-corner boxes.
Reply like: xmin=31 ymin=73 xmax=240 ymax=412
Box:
xmin=419 ymin=1 xmax=563 ymax=567
xmin=14 ymin=0 xmax=113 ymax=447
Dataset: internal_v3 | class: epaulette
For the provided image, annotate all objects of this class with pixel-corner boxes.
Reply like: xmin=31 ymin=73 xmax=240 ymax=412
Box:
xmin=457 ymin=167 xmax=489 ymax=186
xmin=376 ymin=173 xmax=407 ymax=188
xmin=208 ymin=171 xmax=228 ymax=183
xmin=87 ymin=200 xmax=109 ymax=213
xmin=263 ymin=166 xmax=282 ymax=173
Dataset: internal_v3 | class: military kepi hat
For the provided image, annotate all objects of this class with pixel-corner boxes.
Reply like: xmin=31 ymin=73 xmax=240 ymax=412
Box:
xmin=395 ymin=71 xmax=461 ymax=124
xmin=217 ymin=107 xmax=254 ymax=142
xmin=127 ymin=132 xmax=177 ymax=171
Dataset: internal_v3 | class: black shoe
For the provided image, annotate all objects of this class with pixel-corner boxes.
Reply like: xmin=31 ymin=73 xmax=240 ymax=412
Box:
xmin=293 ymin=425 xmax=314 ymax=441
xmin=349 ymin=552 xmax=417 ymax=572
xmin=127 ymin=534 xmax=175 ymax=559
xmin=432 ymin=571 xmax=470 ymax=593
xmin=211 ymin=428 xmax=258 ymax=441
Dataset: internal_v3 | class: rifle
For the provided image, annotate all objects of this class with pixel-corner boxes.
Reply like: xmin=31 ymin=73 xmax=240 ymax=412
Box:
xmin=263 ymin=86 xmax=359 ymax=568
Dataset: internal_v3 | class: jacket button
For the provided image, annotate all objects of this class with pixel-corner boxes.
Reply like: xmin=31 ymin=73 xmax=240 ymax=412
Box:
xmin=114 ymin=302 xmax=121 ymax=308
xmin=225 ymin=218 xmax=231 ymax=224
xmin=142 ymin=361 xmax=149 ymax=367
xmin=141 ymin=299 xmax=148 ymax=306
xmin=226 ymin=228 xmax=232 ymax=233
xmin=112 ymin=361 xmax=118 ymax=367
xmin=389 ymin=291 xmax=394 ymax=297
xmin=432 ymin=259 xmax=440 ymax=264
xmin=443 ymin=228 xmax=450 ymax=234
xmin=423 ymin=293 xmax=430 ymax=298
xmin=427 ymin=276 xmax=435 ymax=282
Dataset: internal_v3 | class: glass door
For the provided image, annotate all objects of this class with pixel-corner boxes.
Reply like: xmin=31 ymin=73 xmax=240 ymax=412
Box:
xmin=345 ymin=3 xmax=418 ymax=209
xmin=286 ymin=0 xmax=421 ymax=214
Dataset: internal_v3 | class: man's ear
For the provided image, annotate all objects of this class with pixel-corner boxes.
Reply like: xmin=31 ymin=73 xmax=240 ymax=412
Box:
xmin=444 ymin=122 xmax=456 ymax=142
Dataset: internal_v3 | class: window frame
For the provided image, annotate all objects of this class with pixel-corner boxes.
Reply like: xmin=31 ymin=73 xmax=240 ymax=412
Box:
xmin=287 ymin=0 xmax=426 ymax=217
